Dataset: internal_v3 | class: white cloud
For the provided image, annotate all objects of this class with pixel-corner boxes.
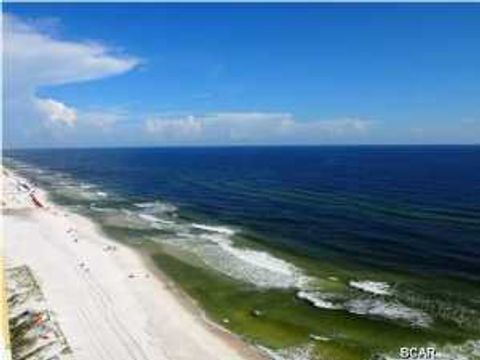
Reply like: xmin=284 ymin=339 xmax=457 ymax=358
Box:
xmin=145 ymin=115 xmax=203 ymax=139
xmin=4 ymin=14 xmax=138 ymax=88
xmin=3 ymin=14 xmax=139 ymax=147
xmin=144 ymin=113 xmax=372 ymax=144
xmin=3 ymin=13 xmax=376 ymax=148
xmin=35 ymin=98 xmax=77 ymax=126
xmin=82 ymin=110 xmax=127 ymax=131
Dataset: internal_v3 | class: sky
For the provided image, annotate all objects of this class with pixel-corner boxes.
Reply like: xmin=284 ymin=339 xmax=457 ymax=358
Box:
xmin=3 ymin=3 xmax=480 ymax=148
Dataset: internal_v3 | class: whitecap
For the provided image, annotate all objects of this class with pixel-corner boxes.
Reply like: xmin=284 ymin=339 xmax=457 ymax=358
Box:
xmin=100 ymin=209 xmax=155 ymax=230
xmin=138 ymin=213 xmax=175 ymax=226
xmin=80 ymin=183 xmax=95 ymax=189
xmin=223 ymin=246 xmax=301 ymax=277
xmin=198 ymin=233 xmax=232 ymax=246
xmin=192 ymin=223 xmax=236 ymax=236
xmin=138 ymin=213 xmax=162 ymax=223
xmin=296 ymin=291 xmax=342 ymax=310
xmin=169 ymin=232 xmax=309 ymax=289
xmin=200 ymin=246 xmax=304 ymax=288
xmin=134 ymin=201 xmax=156 ymax=208
xmin=345 ymin=298 xmax=432 ymax=327
xmin=349 ymin=280 xmax=392 ymax=296
xmin=134 ymin=201 xmax=177 ymax=213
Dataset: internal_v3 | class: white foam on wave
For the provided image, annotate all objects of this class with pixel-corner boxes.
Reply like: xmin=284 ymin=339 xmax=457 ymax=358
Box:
xmin=200 ymin=233 xmax=297 ymax=277
xmin=225 ymin=245 xmax=302 ymax=279
xmin=134 ymin=201 xmax=156 ymax=208
xmin=296 ymin=286 xmax=432 ymax=328
xmin=99 ymin=209 xmax=156 ymax=230
xmin=138 ymin=213 xmax=162 ymax=223
xmin=80 ymin=183 xmax=95 ymax=189
xmin=346 ymin=298 xmax=432 ymax=327
xmin=51 ymin=179 xmax=110 ymax=201
xmin=197 ymin=232 xmax=235 ymax=247
xmin=134 ymin=201 xmax=177 ymax=213
xmin=192 ymin=223 xmax=236 ymax=236
xmin=200 ymin=239 xmax=306 ymax=288
xmin=296 ymin=291 xmax=342 ymax=310
xmin=349 ymin=280 xmax=392 ymax=295
xmin=138 ymin=213 xmax=175 ymax=226
xmin=164 ymin=231 xmax=309 ymax=289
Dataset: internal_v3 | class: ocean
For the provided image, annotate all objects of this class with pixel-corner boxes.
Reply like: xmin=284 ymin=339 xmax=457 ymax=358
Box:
xmin=4 ymin=146 xmax=480 ymax=360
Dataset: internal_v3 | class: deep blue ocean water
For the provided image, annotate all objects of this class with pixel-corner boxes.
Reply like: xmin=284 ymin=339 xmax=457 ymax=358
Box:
xmin=5 ymin=146 xmax=480 ymax=283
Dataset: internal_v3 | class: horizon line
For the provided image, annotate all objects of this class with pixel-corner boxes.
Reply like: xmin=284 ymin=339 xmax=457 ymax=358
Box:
xmin=3 ymin=143 xmax=480 ymax=151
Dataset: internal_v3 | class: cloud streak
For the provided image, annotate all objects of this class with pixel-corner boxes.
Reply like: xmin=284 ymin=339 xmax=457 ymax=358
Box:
xmin=3 ymin=14 xmax=139 ymax=147
xmin=144 ymin=113 xmax=373 ymax=145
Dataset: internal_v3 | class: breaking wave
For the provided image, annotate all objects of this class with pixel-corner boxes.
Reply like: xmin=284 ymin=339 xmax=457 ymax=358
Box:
xmin=157 ymin=229 xmax=310 ymax=289
xmin=296 ymin=291 xmax=342 ymax=310
xmin=191 ymin=223 xmax=236 ymax=236
xmin=134 ymin=201 xmax=177 ymax=213
xmin=349 ymin=280 xmax=392 ymax=295
xmin=345 ymin=298 xmax=432 ymax=327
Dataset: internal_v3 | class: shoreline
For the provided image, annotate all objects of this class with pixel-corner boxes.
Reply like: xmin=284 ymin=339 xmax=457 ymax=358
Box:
xmin=135 ymin=246 xmax=266 ymax=360
xmin=2 ymin=167 xmax=265 ymax=360
xmin=4 ymin=159 xmax=479 ymax=360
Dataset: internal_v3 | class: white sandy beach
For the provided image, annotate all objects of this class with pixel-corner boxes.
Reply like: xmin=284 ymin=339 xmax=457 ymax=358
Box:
xmin=1 ymin=168 xmax=262 ymax=360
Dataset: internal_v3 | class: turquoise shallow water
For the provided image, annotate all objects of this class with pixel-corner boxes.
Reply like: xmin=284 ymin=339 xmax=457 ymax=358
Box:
xmin=5 ymin=146 xmax=480 ymax=359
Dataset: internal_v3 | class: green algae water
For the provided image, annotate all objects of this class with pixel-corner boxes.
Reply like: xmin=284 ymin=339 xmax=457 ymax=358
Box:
xmin=5 ymin=146 xmax=480 ymax=360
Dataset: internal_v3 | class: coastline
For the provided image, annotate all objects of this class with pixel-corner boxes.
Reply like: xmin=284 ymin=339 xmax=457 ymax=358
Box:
xmin=136 ymin=247 xmax=266 ymax=359
xmin=2 ymin=167 xmax=265 ymax=360
xmin=3 ymin=153 xmax=479 ymax=360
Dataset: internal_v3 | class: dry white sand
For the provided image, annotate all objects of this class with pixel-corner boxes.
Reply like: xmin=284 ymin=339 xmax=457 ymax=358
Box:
xmin=2 ymin=169 xmax=262 ymax=360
